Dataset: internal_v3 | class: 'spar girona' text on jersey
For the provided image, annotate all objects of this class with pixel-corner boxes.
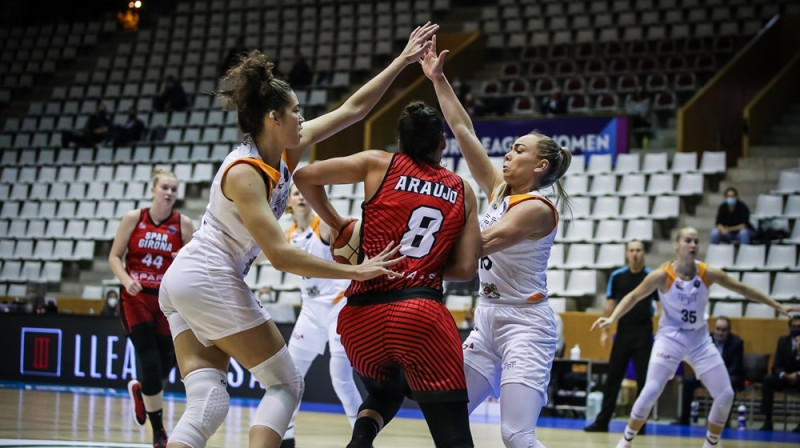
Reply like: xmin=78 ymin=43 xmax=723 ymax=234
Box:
xmin=137 ymin=232 xmax=174 ymax=251
xmin=394 ymin=175 xmax=458 ymax=204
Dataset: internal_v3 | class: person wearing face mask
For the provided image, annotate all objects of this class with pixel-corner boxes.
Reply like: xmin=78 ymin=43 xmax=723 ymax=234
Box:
xmin=675 ymin=316 xmax=744 ymax=426
xmin=759 ymin=315 xmax=800 ymax=432
xmin=710 ymin=187 xmax=754 ymax=245
xmin=100 ymin=290 xmax=120 ymax=317
xmin=108 ymin=105 xmax=146 ymax=148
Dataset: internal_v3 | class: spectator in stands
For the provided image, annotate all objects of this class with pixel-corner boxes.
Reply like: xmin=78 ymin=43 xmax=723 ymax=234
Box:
xmin=100 ymin=290 xmax=120 ymax=317
xmin=625 ymin=84 xmax=653 ymax=147
xmin=108 ymin=105 xmax=146 ymax=147
xmin=585 ymin=240 xmax=660 ymax=433
xmin=451 ymin=76 xmax=471 ymax=103
xmin=61 ymin=100 xmax=111 ymax=147
xmin=710 ymin=187 xmax=754 ymax=245
xmin=540 ymin=86 xmax=567 ymax=115
xmin=760 ymin=315 xmax=800 ymax=432
xmin=462 ymin=92 xmax=484 ymax=117
xmin=676 ymin=316 xmax=744 ymax=426
xmin=287 ymin=49 xmax=313 ymax=88
xmin=154 ymin=75 xmax=189 ymax=112
xmin=219 ymin=35 xmax=248 ymax=77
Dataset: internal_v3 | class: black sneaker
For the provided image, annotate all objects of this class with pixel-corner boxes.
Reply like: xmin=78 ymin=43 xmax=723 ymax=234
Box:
xmin=280 ymin=438 xmax=295 ymax=448
xmin=584 ymin=422 xmax=608 ymax=432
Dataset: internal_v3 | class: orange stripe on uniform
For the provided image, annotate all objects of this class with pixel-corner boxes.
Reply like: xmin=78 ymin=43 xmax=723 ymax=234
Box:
xmin=507 ymin=193 xmax=560 ymax=234
xmin=222 ymin=157 xmax=281 ymax=202
xmin=696 ymin=261 xmax=709 ymax=288
xmin=661 ymin=262 xmax=677 ymax=291
xmin=281 ymin=151 xmax=298 ymax=174
xmin=527 ymin=292 xmax=546 ymax=303
xmin=332 ymin=291 xmax=346 ymax=305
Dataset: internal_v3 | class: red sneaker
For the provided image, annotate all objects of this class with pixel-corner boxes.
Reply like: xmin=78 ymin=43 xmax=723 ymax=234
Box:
xmin=127 ymin=380 xmax=147 ymax=426
xmin=153 ymin=427 xmax=168 ymax=448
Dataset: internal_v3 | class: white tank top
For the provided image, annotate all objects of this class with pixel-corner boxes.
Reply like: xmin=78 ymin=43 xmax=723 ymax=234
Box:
xmin=287 ymin=216 xmax=349 ymax=303
xmin=477 ymin=186 xmax=558 ymax=305
xmin=189 ymin=143 xmax=293 ymax=278
xmin=657 ymin=261 xmax=710 ymax=331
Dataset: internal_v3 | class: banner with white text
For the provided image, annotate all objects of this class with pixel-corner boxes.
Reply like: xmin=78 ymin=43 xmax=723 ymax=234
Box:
xmin=443 ymin=116 xmax=629 ymax=169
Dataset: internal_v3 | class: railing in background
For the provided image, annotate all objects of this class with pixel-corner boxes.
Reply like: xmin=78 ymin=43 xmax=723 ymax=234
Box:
xmin=743 ymin=51 xmax=800 ymax=157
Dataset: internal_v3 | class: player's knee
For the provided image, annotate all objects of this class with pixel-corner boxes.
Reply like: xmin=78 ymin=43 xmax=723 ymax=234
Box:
xmin=250 ymin=347 xmax=304 ymax=433
xmin=170 ymin=368 xmax=230 ymax=447
xmin=501 ymin=424 xmax=541 ymax=448
xmin=716 ymin=385 xmax=734 ymax=407
xmin=137 ymin=350 xmax=166 ymax=395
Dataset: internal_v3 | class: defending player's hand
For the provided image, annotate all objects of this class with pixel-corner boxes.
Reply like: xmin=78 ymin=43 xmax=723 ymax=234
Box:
xmin=421 ymin=35 xmax=448 ymax=80
xmin=779 ymin=304 xmax=800 ymax=316
xmin=349 ymin=241 xmax=405 ymax=281
xmin=399 ymin=22 xmax=438 ymax=65
xmin=591 ymin=316 xmax=614 ymax=331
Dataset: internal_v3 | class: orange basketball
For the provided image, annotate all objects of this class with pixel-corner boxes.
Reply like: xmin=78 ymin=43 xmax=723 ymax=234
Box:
xmin=331 ymin=219 xmax=362 ymax=265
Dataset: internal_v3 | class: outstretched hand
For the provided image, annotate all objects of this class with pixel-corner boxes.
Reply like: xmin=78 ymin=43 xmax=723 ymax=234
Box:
xmin=590 ymin=316 xmax=614 ymax=332
xmin=421 ymin=35 xmax=449 ymax=80
xmin=399 ymin=22 xmax=439 ymax=65
xmin=779 ymin=304 xmax=800 ymax=317
xmin=351 ymin=241 xmax=405 ymax=281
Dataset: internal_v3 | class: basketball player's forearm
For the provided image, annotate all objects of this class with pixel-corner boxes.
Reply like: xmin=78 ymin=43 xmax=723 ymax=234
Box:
xmin=108 ymin=257 xmax=132 ymax=286
xmin=739 ymin=284 xmax=782 ymax=310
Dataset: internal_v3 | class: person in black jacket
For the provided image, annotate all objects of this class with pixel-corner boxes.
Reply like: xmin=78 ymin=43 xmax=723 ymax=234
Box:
xmin=62 ymin=100 xmax=111 ymax=147
xmin=676 ymin=316 xmax=744 ymax=425
xmin=710 ymin=187 xmax=754 ymax=245
xmin=585 ymin=240 xmax=660 ymax=433
xmin=760 ymin=315 xmax=800 ymax=432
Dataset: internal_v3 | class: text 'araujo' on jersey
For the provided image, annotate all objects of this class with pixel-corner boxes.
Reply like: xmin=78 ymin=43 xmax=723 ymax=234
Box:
xmin=345 ymin=153 xmax=466 ymax=300
xmin=125 ymin=208 xmax=183 ymax=290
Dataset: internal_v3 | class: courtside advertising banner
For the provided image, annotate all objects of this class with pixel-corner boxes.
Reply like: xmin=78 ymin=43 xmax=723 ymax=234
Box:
xmin=444 ymin=115 xmax=629 ymax=168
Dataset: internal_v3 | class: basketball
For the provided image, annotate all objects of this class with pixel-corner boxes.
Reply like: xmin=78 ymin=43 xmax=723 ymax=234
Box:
xmin=331 ymin=219 xmax=362 ymax=265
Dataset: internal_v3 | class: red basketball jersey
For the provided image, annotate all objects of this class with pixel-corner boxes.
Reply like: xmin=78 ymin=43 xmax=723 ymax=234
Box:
xmin=125 ymin=208 xmax=184 ymax=290
xmin=345 ymin=153 xmax=466 ymax=298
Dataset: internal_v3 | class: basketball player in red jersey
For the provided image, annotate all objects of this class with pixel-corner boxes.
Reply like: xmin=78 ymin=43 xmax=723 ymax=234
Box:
xmin=109 ymin=168 xmax=194 ymax=448
xmin=294 ymin=102 xmax=482 ymax=448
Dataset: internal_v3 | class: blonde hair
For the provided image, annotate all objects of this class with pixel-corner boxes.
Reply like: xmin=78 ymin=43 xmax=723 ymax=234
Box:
xmin=152 ymin=168 xmax=178 ymax=188
xmin=673 ymin=226 xmax=699 ymax=242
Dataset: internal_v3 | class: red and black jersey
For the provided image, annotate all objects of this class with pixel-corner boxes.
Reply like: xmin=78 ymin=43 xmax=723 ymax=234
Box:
xmin=125 ymin=208 xmax=183 ymax=291
xmin=345 ymin=153 xmax=466 ymax=301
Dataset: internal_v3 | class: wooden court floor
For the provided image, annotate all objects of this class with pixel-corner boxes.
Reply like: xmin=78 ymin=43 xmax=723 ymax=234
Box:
xmin=0 ymin=388 xmax=797 ymax=447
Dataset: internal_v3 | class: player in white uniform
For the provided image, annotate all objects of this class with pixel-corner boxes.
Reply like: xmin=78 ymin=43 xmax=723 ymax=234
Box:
xmin=281 ymin=185 xmax=361 ymax=448
xmin=422 ymin=38 xmax=572 ymax=448
xmin=592 ymin=227 xmax=799 ymax=448
xmin=159 ymin=24 xmax=437 ymax=448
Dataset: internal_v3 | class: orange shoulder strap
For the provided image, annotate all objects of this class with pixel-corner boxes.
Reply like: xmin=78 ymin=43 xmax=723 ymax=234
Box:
xmin=661 ymin=262 xmax=676 ymax=291
xmin=696 ymin=261 xmax=710 ymax=288
xmin=222 ymin=157 xmax=281 ymax=202
xmin=507 ymin=193 xmax=560 ymax=235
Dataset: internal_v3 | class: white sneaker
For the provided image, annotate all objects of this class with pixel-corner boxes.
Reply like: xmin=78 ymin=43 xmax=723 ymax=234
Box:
xmin=615 ymin=438 xmax=632 ymax=448
xmin=701 ymin=439 xmax=721 ymax=448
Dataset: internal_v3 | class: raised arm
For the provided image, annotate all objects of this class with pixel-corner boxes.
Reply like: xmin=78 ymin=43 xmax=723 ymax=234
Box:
xmin=421 ymin=36 xmax=502 ymax=197
xmin=591 ymin=269 xmax=667 ymax=331
xmin=224 ymin=163 xmax=400 ymax=281
xmin=443 ymin=180 xmax=481 ymax=281
xmin=706 ymin=266 xmax=797 ymax=316
xmin=285 ymin=22 xmax=438 ymax=165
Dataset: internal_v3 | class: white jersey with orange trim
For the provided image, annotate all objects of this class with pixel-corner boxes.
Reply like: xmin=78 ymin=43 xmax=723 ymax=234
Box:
xmin=191 ymin=142 xmax=293 ymax=278
xmin=287 ymin=215 xmax=350 ymax=304
xmin=477 ymin=186 xmax=558 ymax=305
xmin=657 ymin=261 xmax=710 ymax=331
